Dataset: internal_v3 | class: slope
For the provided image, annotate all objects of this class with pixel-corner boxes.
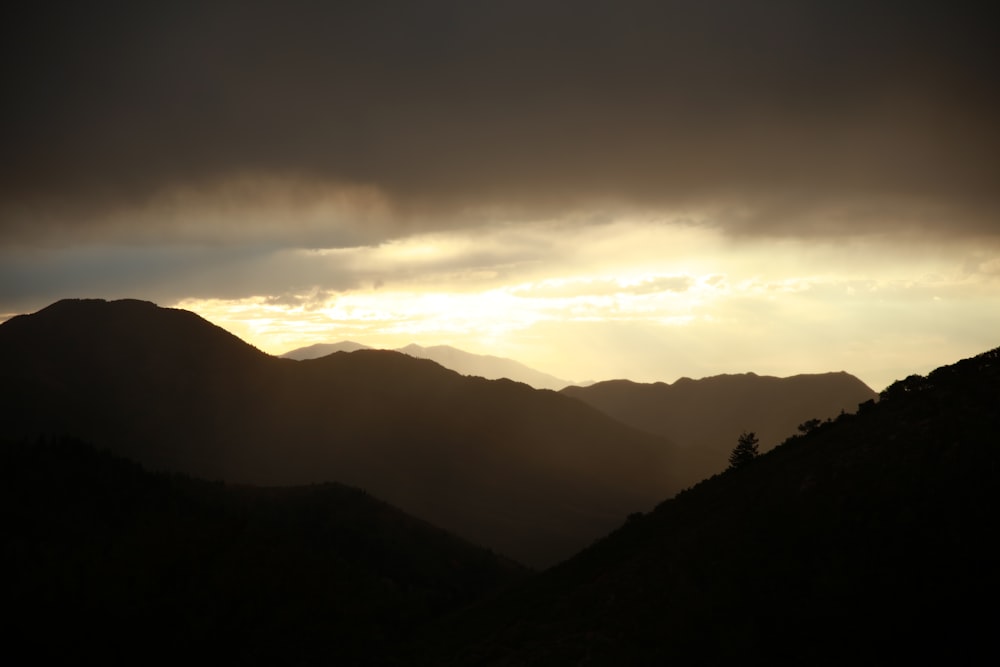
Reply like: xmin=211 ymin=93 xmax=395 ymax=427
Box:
xmin=2 ymin=436 xmax=525 ymax=666
xmin=0 ymin=299 xmax=695 ymax=567
xmin=416 ymin=347 xmax=1000 ymax=665
xmin=562 ymin=371 xmax=878 ymax=481
xmin=282 ymin=340 xmax=572 ymax=390
xmin=395 ymin=344 xmax=572 ymax=390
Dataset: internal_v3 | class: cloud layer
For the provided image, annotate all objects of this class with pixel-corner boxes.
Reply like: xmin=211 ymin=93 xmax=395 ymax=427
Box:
xmin=3 ymin=1 xmax=998 ymax=243
xmin=4 ymin=2 xmax=998 ymax=391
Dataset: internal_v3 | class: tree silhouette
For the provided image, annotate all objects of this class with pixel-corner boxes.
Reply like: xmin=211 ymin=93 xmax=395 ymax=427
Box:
xmin=798 ymin=418 xmax=822 ymax=434
xmin=728 ymin=431 xmax=759 ymax=471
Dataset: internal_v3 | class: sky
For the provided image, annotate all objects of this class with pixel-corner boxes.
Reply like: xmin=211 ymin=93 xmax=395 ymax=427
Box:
xmin=2 ymin=1 xmax=998 ymax=391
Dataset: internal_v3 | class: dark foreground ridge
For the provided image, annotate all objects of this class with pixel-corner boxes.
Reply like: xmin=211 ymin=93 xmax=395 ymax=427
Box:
xmin=410 ymin=347 xmax=1000 ymax=665
xmin=2 ymin=436 xmax=526 ymax=666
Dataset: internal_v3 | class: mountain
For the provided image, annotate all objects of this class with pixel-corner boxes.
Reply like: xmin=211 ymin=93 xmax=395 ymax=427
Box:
xmin=413 ymin=347 xmax=1000 ymax=665
xmin=394 ymin=344 xmax=573 ymax=391
xmin=0 ymin=299 xmax=699 ymax=567
xmin=282 ymin=341 xmax=572 ymax=390
xmin=2 ymin=436 xmax=525 ymax=665
xmin=562 ymin=372 xmax=878 ymax=480
xmin=281 ymin=340 xmax=371 ymax=359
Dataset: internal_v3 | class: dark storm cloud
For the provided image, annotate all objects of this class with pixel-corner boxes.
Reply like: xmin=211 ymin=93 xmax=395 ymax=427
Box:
xmin=0 ymin=243 xmax=362 ymax=313
xmin=3 ymin=0 xmax=998 ymax=241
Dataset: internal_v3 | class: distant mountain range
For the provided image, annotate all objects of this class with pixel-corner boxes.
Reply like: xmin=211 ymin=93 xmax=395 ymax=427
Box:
xmin=281 ymin=340 xmax=373 ymax=358
xmin=0 ymin=298 xmax=879 ymax=566
xmin=4 ymin=297 xmax=997 ymax=664
xmin=0 ymin=299 xmax=695 ymax=567
xmin=282 ymin=341 xmax=573 ymax=390
xmin=284 ymin=344 xmax=876 ymax=460
xmin=563 ymin=372 xmax=878 ymax=479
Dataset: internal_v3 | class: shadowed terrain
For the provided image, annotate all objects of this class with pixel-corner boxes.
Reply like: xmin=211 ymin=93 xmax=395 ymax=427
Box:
xmin=2 ymin=436 xmax=525 ymax=666
xmin=4 ymin=298 xmax=997 ymax=664
xmin=562 ymin=372 xmax=878 ymax=480
xmin=412 ymin=347 xmax=1000 ymax=664
xmin=0 ymin=299 xmax=700 ymax=567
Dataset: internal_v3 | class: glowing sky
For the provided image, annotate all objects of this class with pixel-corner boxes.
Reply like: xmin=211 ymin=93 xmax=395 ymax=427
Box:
xmin=2 ymin=2 xmax=998 ymax=391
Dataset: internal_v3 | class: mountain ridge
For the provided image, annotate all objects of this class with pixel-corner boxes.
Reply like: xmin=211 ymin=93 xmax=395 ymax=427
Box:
xmin=281 ymin=341 xmax=372 ymax=358
xmin=411 ymin=345 xmax=1000 ymax=664
xmin=0 ymin=298 xmax=697 ymax=567
xmin=5 ymin=298 xmax=996 ymax=663
xmin=562 ymin=370 xmax=878 ymax=479
xmin=282 ymin=340 xmax=573 ymax=390
xmin=3 ymin=435 xmax=526 ymax=665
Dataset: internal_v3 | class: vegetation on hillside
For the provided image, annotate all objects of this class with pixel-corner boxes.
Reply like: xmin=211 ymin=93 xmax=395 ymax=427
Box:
xmin=561 ymin=370 xmax=878 ymax=479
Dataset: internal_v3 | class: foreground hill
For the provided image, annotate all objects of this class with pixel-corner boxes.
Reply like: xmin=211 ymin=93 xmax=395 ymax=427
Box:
xmin=562 ymin=372 xmax=877 ymax=479
xmin=282 ymin=341 xmax=572 ymax=390
xmin=2 ymin=437 xmax=524 ymax=665
xmin=0 ymin=299 xmax=697 ymax=567
xmin=414 ymin=347 xmax=1000 ymax=664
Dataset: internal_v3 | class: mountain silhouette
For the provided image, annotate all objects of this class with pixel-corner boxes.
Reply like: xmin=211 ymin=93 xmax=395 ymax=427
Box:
xmin=283 ymin=340 xmax=573 ymax=390
xmin=0 ymin=299 xmax=698 ymax=567
xmin=562 ymin=372 xmax=878 ymax=480
xmin=7 ymin=300 xmax=996 ymax=663
xmin=3 ymin=436 xmax=525 ymax=665
xmin=395 ymin=344 xmax=573 ymax=391
xmin=281 ymin=340 xmax=372 ymax=359
xmin=413 ymin=347 xmax=1000 ymax=665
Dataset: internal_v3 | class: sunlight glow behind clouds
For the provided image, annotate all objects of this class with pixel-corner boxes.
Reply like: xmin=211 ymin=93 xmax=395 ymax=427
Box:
xmin=168 ymin=220 xmax=1000 ymax=392
xmin=3 ymin=3 xmax=998 ymax=401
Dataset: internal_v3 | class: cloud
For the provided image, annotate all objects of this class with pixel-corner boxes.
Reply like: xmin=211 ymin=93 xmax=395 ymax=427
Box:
xmin=5 ymin=214 xmax=981 ymax=395
xmin=0 ymin=243 xmax=366 ymax=313
xmin=0 ymin=175 xmax=400 ymax=247
xmin=0 ymin=219 xmax=566 ymax=313
xmin=512 ymin=275 xmax=693 ymax=299
xmin=2 ymin=1 xmax=998 ymax=245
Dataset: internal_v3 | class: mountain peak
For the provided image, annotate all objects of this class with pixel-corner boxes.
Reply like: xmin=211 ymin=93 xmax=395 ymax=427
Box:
xmin=280 ymin=341 xmax=371 ymax=359
xmin=2 ymin=299 xmax=685 ymax=568
xmin=283 ymin=340 xmax=573 ymax=390
xmin=2 ymin=297 xmax=265 ymax=363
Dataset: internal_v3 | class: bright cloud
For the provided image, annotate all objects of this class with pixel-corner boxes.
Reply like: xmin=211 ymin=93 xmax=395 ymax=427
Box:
xmin=166 ymin=219 xmax=1000 ymax=392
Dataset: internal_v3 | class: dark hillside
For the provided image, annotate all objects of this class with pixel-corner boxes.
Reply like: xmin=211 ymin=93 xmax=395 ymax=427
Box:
xmin=415 ymin=347 xmax=1000 ymax=665
xmin=282 ymin=342 xmax=572 ymax=390
xmin=251 ymin=349 xmax=693 ymax=567
xmin=394 ymin=343 xmax=571 ymax=390
xmin=1 ymin=437 xmax=525 ymax=666
xmin=0 ymin=298 xmax=269 ymax=473
xmin=562 ymin=371 xmax=878 ymax=481
xmin=0 ymin=299 xmax=693 ymax=567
